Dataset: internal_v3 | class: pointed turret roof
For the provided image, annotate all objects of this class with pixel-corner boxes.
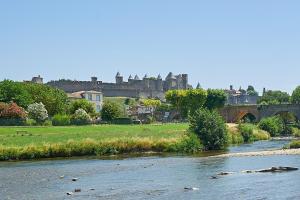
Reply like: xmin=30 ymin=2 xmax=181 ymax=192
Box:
xmin=166 ymin=72 xmax=176 ymax=79
xmin=143 ymin=74 xmax=149 ymax=79
xmin=196 ymin=82 xmax=201 ymax=89
xmin=157 ymin=74 xmax=162 ymax=80
xmin=128 ymin=74 xmax=133 ymax=80
xmin=116 ymin=72 xmax=121 ymax=77
xmin=134 ymin=75 xmax=140 ymax=80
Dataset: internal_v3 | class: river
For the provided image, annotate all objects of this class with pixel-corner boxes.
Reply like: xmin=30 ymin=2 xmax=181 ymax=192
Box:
xmin=0 ymin=140 xmax=299 ymax=200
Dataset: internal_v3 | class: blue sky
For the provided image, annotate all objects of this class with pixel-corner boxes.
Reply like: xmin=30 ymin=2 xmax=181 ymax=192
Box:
xmin=0 ymin=0 xmax=300 ymax=94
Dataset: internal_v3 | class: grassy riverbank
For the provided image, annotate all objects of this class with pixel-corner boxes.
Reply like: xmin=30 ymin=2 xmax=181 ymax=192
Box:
xmin=0 ymin=124 xmax=203 ymax=161
xmin=0 ymin=123 xmax=270 ymax=161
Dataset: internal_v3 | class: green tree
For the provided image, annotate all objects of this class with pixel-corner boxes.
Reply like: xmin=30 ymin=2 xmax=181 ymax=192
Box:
xmin=24 ymin=83 xmax=68 ymax=116
xmin=101 ymin=101 xmax=122 ymax=121
xmin=291 ymin=86 xmax=300 ymax=104
xmin=165 ymin=90 xmax=188 ymax=118
xmin=247 ymin=85 xmax=258 ymax=96
xmin=141 ymin=99 xmax=161 ymax=107
xmin=186 ymin=89 xmax=207 ymax=113
xmin=0 ymin=80 xmax=32 ymax=108
xmin=258 ymin=116 xmax=284 ymax=137
xmin=165 ymin=89 xmax=207 ymax=118
xmin=204 ymin=89 xmax=227 ymax=110
xmin=189 ymin=108 xmax=228 ymax=150
xmin=258 ymin=90 xmax=290 ymax=105
xmin=69 ymin=99 xmax=96 ymax=115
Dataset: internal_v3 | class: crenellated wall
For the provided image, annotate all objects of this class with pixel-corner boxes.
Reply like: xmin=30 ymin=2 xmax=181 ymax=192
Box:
xmin=46 ymin=72 xmax=187 ymax=99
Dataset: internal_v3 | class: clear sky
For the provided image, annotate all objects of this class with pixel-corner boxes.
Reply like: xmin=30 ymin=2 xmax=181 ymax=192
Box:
xmin=1 ymin=0 xmax=300 ymax=94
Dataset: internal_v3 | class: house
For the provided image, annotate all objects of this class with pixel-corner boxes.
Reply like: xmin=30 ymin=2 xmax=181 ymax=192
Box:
xmin=67 ymin=91 xmax=103 ymax=113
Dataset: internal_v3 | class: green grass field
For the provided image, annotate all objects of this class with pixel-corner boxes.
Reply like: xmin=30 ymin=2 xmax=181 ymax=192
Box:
xmin=0 ymin=124 xmax=189 ymax=147
xmin=0 ymin=124 xmax=202 ymax=161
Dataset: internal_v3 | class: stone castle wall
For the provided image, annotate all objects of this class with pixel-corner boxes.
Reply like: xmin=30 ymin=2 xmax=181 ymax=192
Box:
xmin=46 ymin=72 xmax=189 ymax=100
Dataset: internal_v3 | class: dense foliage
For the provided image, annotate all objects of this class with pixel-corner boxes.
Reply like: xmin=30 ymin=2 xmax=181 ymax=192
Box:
xmin=0 ymin=80 xmax=32 ymax=108
xmin=0 ymin=80 xmax=68 ymax=115
xmin=189 ymin=108 xmax=228 ymax=150
xmin=258 ymin=116 xmax=284 ymax=137
xmin=165 ymin=89 xmax=207 ymax=118
xmin=52 ymin=114 xmax=71 ymax=126
xmin=0 ymin=102 xmax=27 ymax=125
xmin=69 ymin=99 xmax=96 ymax=115
xmin=71 ymin=109 xmax=91 ymax=125
xmin=258 ymin=90 xmax=290 ymax=105
xmin=291 ymin=86 xmax=300 ymax=104
xmin=27 ymin=102 xmax=48 ymax=124
xmin=101 ymin=101 xmax=122 ymax=121
xmin=141 ymin=99 xmax=161 ymax=107
xmin=204 ymin=89 xmax=227 ymax=110
xmin=247 ymin=85 xmax=258 ymax=96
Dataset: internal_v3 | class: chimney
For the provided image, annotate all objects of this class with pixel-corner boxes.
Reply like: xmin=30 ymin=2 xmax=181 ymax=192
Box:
xmin=230 ymin=85 xmax=233 ymax=90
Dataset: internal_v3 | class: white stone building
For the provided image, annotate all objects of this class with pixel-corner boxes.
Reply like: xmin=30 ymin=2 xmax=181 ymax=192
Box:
xmin=67 ymin=91 xmax=103 ymax=113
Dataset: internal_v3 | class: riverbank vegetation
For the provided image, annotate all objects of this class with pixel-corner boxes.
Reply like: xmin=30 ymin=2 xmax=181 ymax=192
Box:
xmin=285 ymin=140 xmax=300 ymax=149
xmin=0 ymin=124 xmax=202 ymax=161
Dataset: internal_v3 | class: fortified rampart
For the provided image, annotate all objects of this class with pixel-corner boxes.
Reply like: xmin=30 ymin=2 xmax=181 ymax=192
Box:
xmin=45 ymin=72 xmax=192 ymax=100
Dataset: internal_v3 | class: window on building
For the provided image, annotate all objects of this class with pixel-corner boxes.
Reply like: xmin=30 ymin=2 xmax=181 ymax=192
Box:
xmin=88 ymin=94 xmax=92 ymax=101
xmin=96 ymin=105 xmax=101 ymax=112
xmin=96 ymin=95 xmax=101 ymax=101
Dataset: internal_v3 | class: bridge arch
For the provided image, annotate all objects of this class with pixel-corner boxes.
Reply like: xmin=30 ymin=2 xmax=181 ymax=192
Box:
xmin=240 ymin=112 xmax=257 ymax=123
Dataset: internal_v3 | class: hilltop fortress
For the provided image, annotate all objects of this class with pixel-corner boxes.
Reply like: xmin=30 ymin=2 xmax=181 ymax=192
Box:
xmin=44 ymin=72 xmax=192 ymax=100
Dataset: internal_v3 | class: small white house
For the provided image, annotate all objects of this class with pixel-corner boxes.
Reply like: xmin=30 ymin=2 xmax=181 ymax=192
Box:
xmin=67 ymin=91 xmax=103 ymax=113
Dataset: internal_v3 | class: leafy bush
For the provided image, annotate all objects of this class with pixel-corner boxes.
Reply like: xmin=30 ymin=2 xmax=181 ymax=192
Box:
xmin=286 ymin=140 xmax=300 ymax=149
xmin=0 ymin=102 xmax=27 ymax=126
xmin=69 ymin=99 xmax=95 ymax=115
xmin=27 ymin=102 xmax=48 ymax=124
xmin=101 ymin=101 xmax=122 ymax=121
xmin=0 ymin=80 xmax=69 ymax=115
xmin=0 ymin=102 xmax=27 ymax=119
xmin=204 ymin=89 xmax=227 ymax=110
xmin=71 ymin=109 xmax=91 ymax=125
xmin=292 ymin=127 xmax=300 ymax=137
xmin=112 ymin=117 xmax=133 ymax=124
xmin=258 ymin=116 xmax=284 ymax=137
xmin=52 ymin=114 xmax=71 ymax=126
xmin=238 ymin=124 xmax=254 ymax=143
xmin=189 ymin=108 xmax=228 ymax=150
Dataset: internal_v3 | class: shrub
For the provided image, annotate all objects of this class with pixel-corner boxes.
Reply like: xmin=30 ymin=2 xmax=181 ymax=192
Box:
xmin=52 ymin=114 xmax=71 ymax=126
xmin=112 ymin=117 xmax=133 ymax=124
xmin=258 ymin=116 xmax=284 ymax=137
xmin=71 ymin=109 xmax=91 ymax=125
xmin=288 ymin=140 xmax=300 ymax=149
xmin=292 ymin=127 xmax=300 ymax=137
xmin=0 ymin=102 xmax=27 ymax=126
xmin=101 ymin=101 xmax=122 ymax=121
xmin=189 ymin=108 xmax=228 ymax=150
xmin=238 ymin=124 xmax=254 ymax=143
xmin=69 ymin=99 xmax=95 ymax=115
xmin=27 ymin=102 xmax=48 ymax=124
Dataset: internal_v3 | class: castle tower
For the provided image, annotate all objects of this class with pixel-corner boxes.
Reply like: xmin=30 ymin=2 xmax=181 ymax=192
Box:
xmin=182 ymin=74 xmax=188 ymax=89
xmin=156 ymin=74 xmax=163 ymax=91
xmin=115 ymin=72 xmax=123 ymax=84
xmin=32 ymin=75 xmax=43 ymax=84
xmin=91 ymin=76 xmax=97 ymax=82
xmin=196 ymin=82 xmax=201 ymax=89
xmin=128 ymin=74 xmax=133 ymax=84
xmin=143 ymin=74 xmax=150 ymax=89
xmin=134 ymin=75 xmax=140 ymax=80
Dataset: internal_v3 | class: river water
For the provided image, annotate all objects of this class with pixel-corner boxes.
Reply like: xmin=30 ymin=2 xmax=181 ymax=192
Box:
xmin=0 ymin=140 xmax=299 ymax=200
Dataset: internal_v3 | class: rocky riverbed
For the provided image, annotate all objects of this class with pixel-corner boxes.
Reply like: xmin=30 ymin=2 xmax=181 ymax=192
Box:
xmin=212 ymin=148 xmax=300 ymax=158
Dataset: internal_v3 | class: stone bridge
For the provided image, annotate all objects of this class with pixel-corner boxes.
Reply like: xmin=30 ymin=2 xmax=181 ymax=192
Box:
xmin=219 ymin=104 xmax=300 ymax=123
